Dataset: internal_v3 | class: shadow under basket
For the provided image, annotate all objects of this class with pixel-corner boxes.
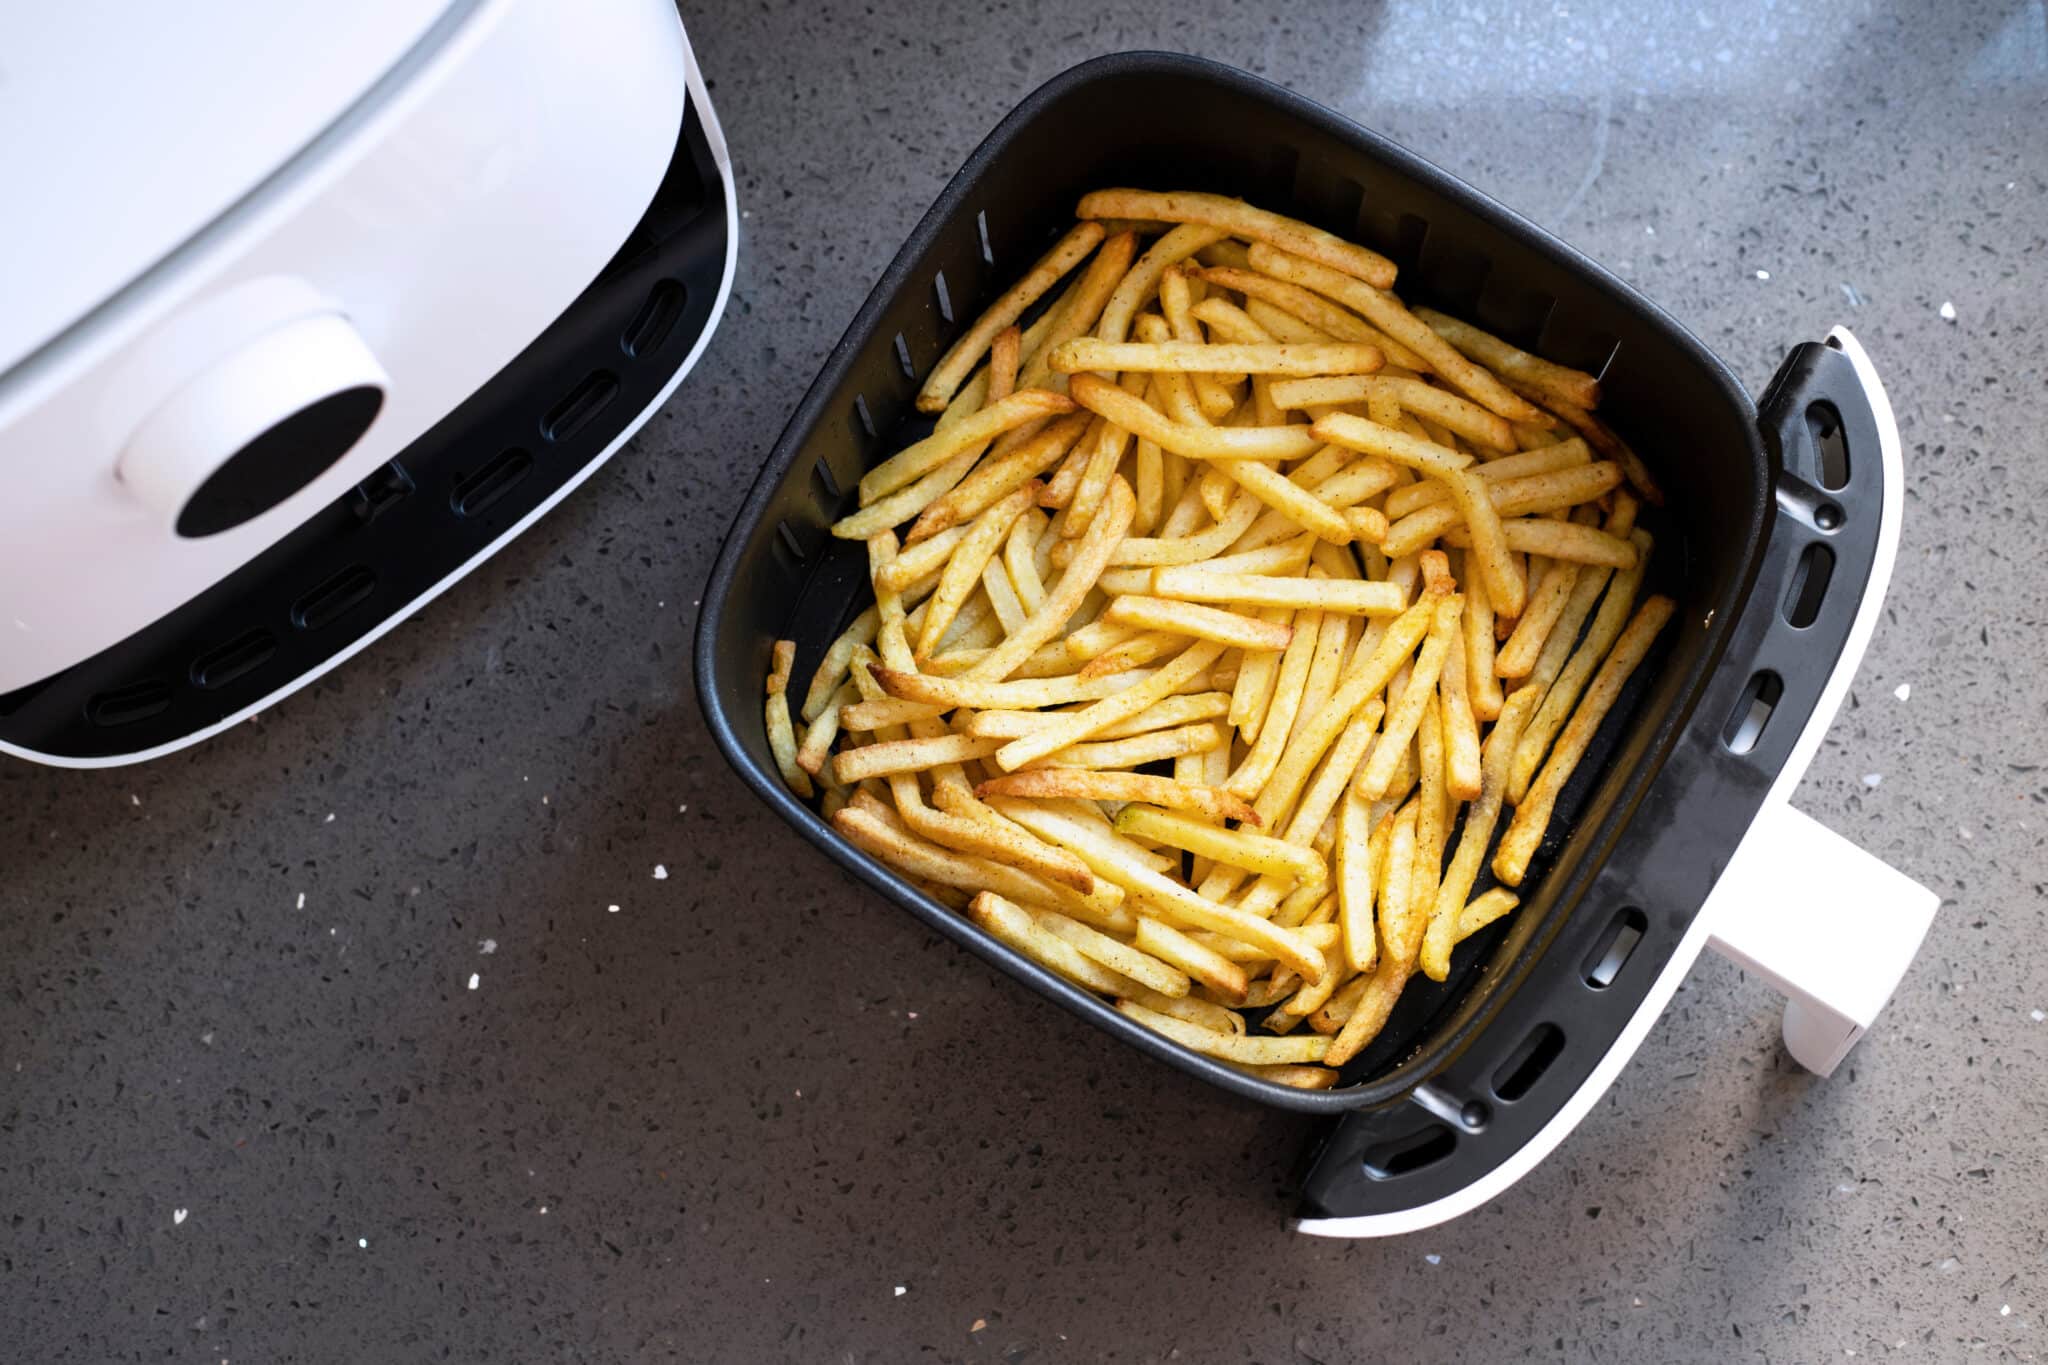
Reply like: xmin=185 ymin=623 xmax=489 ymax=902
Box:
xmin=697 ymin=54 xmax=1892 ymax=1219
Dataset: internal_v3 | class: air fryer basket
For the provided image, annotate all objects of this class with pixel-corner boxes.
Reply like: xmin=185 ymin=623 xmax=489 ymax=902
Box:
xmin=697 ymin=53 xmax=1884 ymax=1133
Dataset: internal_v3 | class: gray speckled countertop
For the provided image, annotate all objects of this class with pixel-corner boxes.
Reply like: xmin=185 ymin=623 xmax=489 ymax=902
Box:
xmin=5 ymin=1 xmax=2046 ymax=1360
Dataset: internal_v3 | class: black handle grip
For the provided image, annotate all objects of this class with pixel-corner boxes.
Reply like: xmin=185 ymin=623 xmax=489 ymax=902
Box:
xmin=1296 ymin=337 xmax=1890 ymax=1226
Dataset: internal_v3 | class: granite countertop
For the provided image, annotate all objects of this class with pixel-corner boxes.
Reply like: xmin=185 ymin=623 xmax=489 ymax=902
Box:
xmin=5 ymin=1 xmax=2044 ymax=1359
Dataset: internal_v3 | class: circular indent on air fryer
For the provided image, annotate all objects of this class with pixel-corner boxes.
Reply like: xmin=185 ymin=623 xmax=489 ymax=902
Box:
xmin=175 ymin=386 xmax=384 ymax=538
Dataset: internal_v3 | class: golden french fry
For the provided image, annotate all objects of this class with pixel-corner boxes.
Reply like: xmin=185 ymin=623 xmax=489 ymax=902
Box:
xmin=1335 ymin=784 xmax=1378 ymax=974
xmin=977 ymin=767 xmax=1260 ymax=825
xmin=890 ymin=779 xmax=1095 ymax=893
xmin=858 ymin=389 xmax=1075 ymax=509
xmin=1497 ymin=558 xmax=1583 ymax=679
xmin=796 ymin=681 xmax=858 ymax=775
xmin=1105 ymin=493 xmax=1262 ymax=566
xmin=1438 ymin=604 xmax=1484 ymax=802
xmin=1453 ymin=887 xmax=1520 ymax=945
xmin=868 ymin=666 xmax=1136 ymax=713
xmin=1103 ymin=594 xmax=1293 ymax=651
xmin=989 ymin=797 xmax=1325 ymax=981
xmin=1077 ymin=189 xmax=1397 ymax=288
xmin=1380 ymin=437 xmax=1591 ymax=520
xmin=1052 ymin=338 xmax=1384 ymax=377
xmin=1495 ymin=595 xmax=1676 ymax=886
xmin=1271 ymin=376 xmax=1514 ymax=451
xmin=832 ymin=732 xmax=1002 ymax=785
xmin=1027 ymin=721 xmax=1226 ymax=771
xmin=1212 ymin=459 xmax=1354 ymax=544
xmin=1229 ymin=1063 xmax=1340 ymax=1089
xmin=1037 ymin=911 xmax=1192 ymax=998
xmin=835 ymin=808 xmax=1128 ymax=928
xmin=964 ymin=690 xmax=1230 ymax=741
xmin=1419 ymin=684 xmax=1538 ymax=981
xmin=1190 ymin=264 xmax=1430 ymax=368
xmin=1132 ymin=917 xmax=1251 ymax=1002
xmin=1097 ymin=223 xmax=1233 ymax=345
xmin=1114 ymin=805 xmax=1326 ymax=884
xmin=1409 ymin=688 xmax=1446 ymax=918
xmin=1015 ymin=230 xmax=1140 ymax=392
xmin=1353 ymin=594 xmax=1463 ymax=799
xmin=967 ymin=892 xmax=1140 ymax=995
xmin=1441 ymin=517 xmax=1637 ymax=569
xmin=1306 ymin=412 xmax=1474 ymax=484
xmin=968 ymin=477 xmax=1135 ymax=682
xmin=765 ymin=640 xmax=814 ymax=798
xmin=908 ymin=410 xmax=1094 ymax=542
xmin=1245 ymin=244 xmax=1545 ymax=422
xmin=800 ymin=606 xmax=880 ymax=721
xmin=1411 ymin=306 xmax=1601 ymax=410
xmin=916 ymin=223 xmax=1106 ymax=413
xmin=1116 ymin=998 xmax=1332 ymax=1064
xmin=1077 ymin=628 xmax=1186 ymax=678
xmin=1146 ymin=569 xmax=1405 ymax=617
xmin=994 ymin=640 xmax=1225 ymax=771
xmin=1067 ymin=373 xmax=1322 ymax=464
xmin=1510 ymin=531 xmax=1653 ymax=803
xmin=1461 ymin=554 xmax=1504 ymax=723
xmin=1380 ymin=460 xmax=1623 ymax=559
xmin=915 ymin=482 xmax=1037 ymax=654
xmin=1226 ymin=606 xmax=1322 ymax=798
xmin=1502 ymin=376 xmax=1664 ymax=506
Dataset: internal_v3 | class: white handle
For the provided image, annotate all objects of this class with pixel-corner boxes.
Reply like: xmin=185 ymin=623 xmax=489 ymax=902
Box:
xmin=1704 ymin=800 xmax=1936 ymax=1075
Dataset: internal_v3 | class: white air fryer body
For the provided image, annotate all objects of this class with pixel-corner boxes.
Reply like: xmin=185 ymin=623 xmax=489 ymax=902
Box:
xmin=0 ymin=0 xmax=737 ymax=765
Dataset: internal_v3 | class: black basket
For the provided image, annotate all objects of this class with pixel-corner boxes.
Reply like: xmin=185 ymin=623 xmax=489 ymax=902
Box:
xmin=696 ymin=51 xmax=1882 ymax=1142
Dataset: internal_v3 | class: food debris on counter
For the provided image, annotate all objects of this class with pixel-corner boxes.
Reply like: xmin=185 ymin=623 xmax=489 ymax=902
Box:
xmin=1840 ymin=282 xmax=1865 ymax=307
xmin=893 ymin=1286 xmax=907 ymax=1297
xmin=467 ymin=973 xmax=480 ymax=991
xmin=478 ymin=939 xmax=497 ymax=954
xmin=1863 ymin=773 xmax=1884 ymax=789
xmin=1939 ymin=300 xmax=1957 ymax=322
xmin=130 ymin=794 xmax=140 ymax=806
xmin=2030 ymin=1009 xmax=2044 ymax=1022
xmin=971 ymin=1319 xmax=987 ymax=1333
xmin=324 ymin=813 xmax=335 ymax=823
xmin=1424 ymin=1253 xmax=1442 ymax=1265
xmin=653 ymin=864 xmax=669 ymax=880
xmin=608 ymin=903 xmax=621 ymax=914
xmin=296 ymin=892 xmax=306 ymax=909
xmin=1894 ymin=683 xmax=1911 ymax=701
xmin=173 ymin=1208 xmax=188 ymax=1225
xmin=357 ymin=1238 xmax=368 ymax=1249
xmin=1754 ymin=269 xmax=1771 ymax=280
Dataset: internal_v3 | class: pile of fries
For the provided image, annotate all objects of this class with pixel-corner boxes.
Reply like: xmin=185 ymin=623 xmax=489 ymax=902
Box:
xmin=763 ymin=189 xmax=1675 ymax=1089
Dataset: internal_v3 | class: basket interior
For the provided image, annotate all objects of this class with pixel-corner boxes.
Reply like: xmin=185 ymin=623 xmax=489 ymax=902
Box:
xmin=704 ymin=57 xmax=1766 ymax=1106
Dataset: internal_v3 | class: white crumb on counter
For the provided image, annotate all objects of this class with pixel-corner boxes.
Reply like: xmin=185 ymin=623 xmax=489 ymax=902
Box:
xmin=1939 ymin=300 xmax=1957 ymax=321
xmin=894 ymin=1286 xmax=907 ymax=1297
xmin=296 ymin=892 xmax=306 ymax=909
xmin=608 ymin=904 xmax=620 ymax=914
xmin=1862 ymin=773 xmax=1883 ymax=789
xmin=653 ymin=864 xmax=669 ymax=880
xmin=467 ymin=973 xmax=480 ymax=991
xmin=2031 ymin=1009 xmax=2044 ymax=1023
xmin=478 ymin=939 xmax=497 ymax=955
xmin=173 ymin=1208 xmax=188 ymax=1225
xmin=1754 ymin=269 xmax=1771 ymax=280
xmin=1894 ymin=683 xmax=1911 ymax=701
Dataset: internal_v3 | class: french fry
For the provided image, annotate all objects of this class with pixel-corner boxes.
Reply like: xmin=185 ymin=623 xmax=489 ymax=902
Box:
xmin=1027 ymin=721 xmax=1226 ymax=771
xmin=802 ymin=606 xmax=880 ymax=721
xmin=1453 ymin=887 xmax=1520 ymax=945
xmin=1495 ymin=595 xmax=1676 ymax=886
xmin=1496 ymin=558 xmax=1582 ymax=680
xmin=858 ymin=389 xmax=1075 ymax=508
xmin=1380 ymin=438 xmax=1593 ymax=521
xmin=836 ymin=809 xmax=1128 ymax=929
xmin=1270 ymin=376 xmax=1515 ymax=452
xmin=916 ymin=482 xmax=1038 ymax=654
xmin=1245 ymin=243 xmax=1545 ymax=422
xmin=908 ymin=410 xmax=1094 ymax=541
xmin=1462 ymin=554 xmax=1504 ymax=722
xmin=976 ymin=769 xmax=1259 ymax=825
xmin=1051 ymin=338 xmax=1384 ymax=377
xmin=1190 ymin=264 xmax=1430 ymax=368
xmin=1105 ymin=595 xmax=1295 ymax=651
xmin=1441 ymin=516 xmax=1636 ymax=569
xmin=1037 ymin=911 xmax=1192 ymax=998
xmin=796 ymin=681 xmax=858 ymax=774
xmin=964 ymin=691 xmax=1231 ymax=741
xmin=765 ymin=639 xmax=814 ymax=798
xmin=1438 ymin=604 xmax=1484 ymax=802
xmin=1132 ymin=917 xmax=1251 ymax=1002
xmin=1510 ymin=531 xmax=1653 ymax=803
xmin=1419 ymin=684 xmax=1538 ymax=980
xmin=1015 ymin=230 xmax=1140 ymax=392
xmin=1335 ymin=784 xmax=1378 ymax=974
xmin=1502 ymin=377 xmax=1664 ymax=506
xmin=968 ymin=477 xmax=1135 ymax=682
xmin=916 ymin=223 xmax=1106 ymax=412
xmin=1105 ymin=493 xmax=1262 ymax=566
xmin=1353 ymin=594 xmax=1463 ymax=799
xmin=889 ymin=777 xmax=1095 ymax=893
xmin=1226 ymin=607 xmax=1322 ymax=798
xmin=1229 ymin=1063 xmax=1340 ymax=1089
xmin=832 ymin=732 xmax=1002 ymax=785
xmin=868 ymin=666 xmax=1140 ymax=713
xmin=1068 ymin=373 xmax=1322 ymax=463
xmin=967 ymin=892 xmax=1141 ymax=995
xmin=1146 ymin=569 xmax=1405 ymax=617
xmin=1380 ymin=460 xmax=1623 ymax=559
xmin=1411 ymin=306 xmax=1602 ymax=410
xmin=1114 ymin=805 xmax=1326 ymax=884
xmin=1077 ymin=189 xmax=1398 ymax=288
xmin=1308 ymin=411 xmax=1474 ymax=477
xmin=1116 ymin=999 xmax=1332 ymax=1064
xmin=1096 ymin=223 xmax=1233 ymax=345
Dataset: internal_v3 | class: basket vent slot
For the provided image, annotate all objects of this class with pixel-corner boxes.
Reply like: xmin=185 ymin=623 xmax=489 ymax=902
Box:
xmin=541 ymin=371 xmax=618 ymax=443
xmin=1809 ymin=402 xmax=1849 ymax=490
xmin=1722 ymin=670 xmax=1782 ymax=755
xmin=976 ymin=210 xmax=994 ymax=266
xmin=190 ymin=629 xmax=277 ymax=691
xmin=621 ymin=279 xmax=687 ymax=359
xmin=292 ymin=565 xmax=377 ymax=631
xmin=1582 ymin=907 xmax=1648 ymax=989
xmin=1361 ymin=1123 xmax=1456 ymax=1180
xmin=86 ymin=680 xmax=173 ymax=728
xmin=1783 ymin=543 xmax=1835 ymax=629
xmin=774 ymin=519 xmax=818 ymax=570
xmin=892 ymin=333 xmax=916 ymax=381
xmin=812 ymin=456 xmax=844 ymax=505
xmin=853 ymin=394 xmax=878 ymax=442
xmin=1493 ymin=1022 xmax=1565 ymax=1102
xmin=451 ymin=449 xmax=534 ymax=518
xmin=933 ymin=271 xmax=955 ymax=326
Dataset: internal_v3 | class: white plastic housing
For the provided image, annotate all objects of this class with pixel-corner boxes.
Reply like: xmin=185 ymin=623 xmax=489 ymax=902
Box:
xmin=0 ymin=0 xmax=688 ymax=692
xmin=1295 ymin=327 xmax=1935 ymax=1238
